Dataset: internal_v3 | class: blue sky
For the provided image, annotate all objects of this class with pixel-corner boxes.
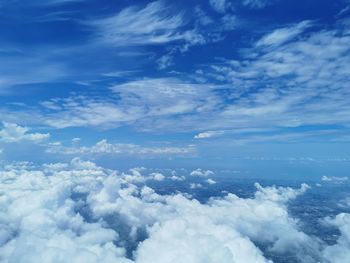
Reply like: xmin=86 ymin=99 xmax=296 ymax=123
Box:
xmin=0 ymin=0 xmax=350 ymax=178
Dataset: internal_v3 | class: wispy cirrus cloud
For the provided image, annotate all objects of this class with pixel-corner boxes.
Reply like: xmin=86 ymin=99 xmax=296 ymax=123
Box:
xmin=46 ymin=139 xmax=196 ymax=158
xmin=0 ymin=51 xmax=67 ymax=91
xmin=85 ymin=0 xmax=240 ymax=69
xmin=195 ymin=18 xmax=350 ymax=131
xmin=209 ymin=0 xmax=272 ymax=12
xmin=88 ymin=1 xmax=186 ymax=46
xmin=209 ymin=0 xmax=232 ymax=13
xmin=1 ymin=15 xmax=350 ymax=145
xmin=256 ymin=20 xmax=312 ymax=47
xmin=30 ymin=78 xmax=219 ymax=129
xmin=241 ymin=0 xmax=272 ymax=9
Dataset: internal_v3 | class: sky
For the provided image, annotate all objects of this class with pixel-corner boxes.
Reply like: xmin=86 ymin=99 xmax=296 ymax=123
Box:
xmin=2 ymin=2 xmax=350 ymax=262
xmin=1 ymin=0 xmax=350 ymax=179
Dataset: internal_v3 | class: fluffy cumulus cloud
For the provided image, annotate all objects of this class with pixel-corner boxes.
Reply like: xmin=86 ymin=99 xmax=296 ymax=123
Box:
xmin=170 ymin=175 xmax=186 ymax=181
xmin=207 ymin=178 xmax=217 ymax=184
xmin=190 ymin=168 xmax=215 ymax=177
xmin=0 ymin=122 xmax=50 ymax=143
xmin=2 ymin=159 xmax=348 ymax=262
xmin=322 ymin=213 xmax=350 ymax=262
xmin=150 ymin=172 xmax=165 ymax=181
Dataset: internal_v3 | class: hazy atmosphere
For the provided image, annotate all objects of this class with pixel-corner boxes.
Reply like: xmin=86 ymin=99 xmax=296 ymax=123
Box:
xmin=1 ymin=0 xmax=350 ymax=262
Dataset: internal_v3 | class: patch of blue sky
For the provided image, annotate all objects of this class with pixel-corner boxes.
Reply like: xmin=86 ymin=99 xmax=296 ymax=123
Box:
xmin=0 ymin=0 xmax=350 ymax=176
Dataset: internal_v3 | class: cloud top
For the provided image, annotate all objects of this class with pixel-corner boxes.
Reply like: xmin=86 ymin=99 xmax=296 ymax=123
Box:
xmin=1 ymin=159 xmax=348 ymax=262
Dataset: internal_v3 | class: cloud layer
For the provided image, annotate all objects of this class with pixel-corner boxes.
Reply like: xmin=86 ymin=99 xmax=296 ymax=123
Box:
xmin=1 ymin=159 xmax=349 ymax=262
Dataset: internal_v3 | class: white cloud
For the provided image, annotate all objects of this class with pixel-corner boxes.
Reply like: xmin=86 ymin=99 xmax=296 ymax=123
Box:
xmin=34 ymin=78 xmax=218 ymax=130
xmin=157 ymin=54 xmax=174 ymax=70
xmin=241 ymin=0 xmax=271 ymax=9
xmin=200 ymin=18 xmax=350 ymax=132
xmin=170 ymin=175 xmax=186 ymax=181
xmin=0 ymin=50 xmax=68 ymax=91
xmin=123 ymin=167 xmax=148 ymax=183
xmin=8 ymin=18 xmax=349 ymax=137
xmin=322 ymin=213 xmax=350 ymax=262
xmin=170 ymin=171 xmax=186 ymax=181
xmin=321 ymin=176 xmax=348 ymax=182
xmin=190 ymin=183 xmax=203 ymax=189
xmin=150 ymin=172 xmax=165 ymax=181
xmin=2 ymin=3 xmax=349 ymax=144
xmin=40 ymin=95 xmax=144 ymax=128
xmin=46 ymin=139 xmax=196 ymax=158
xmin=207 ymin=178 xmax=217 ymax=184
xmin=338 ymin=197 xmax=350 ymax=208
xmin=209 ymin=0 xmax=231 ymax=13
xmin=209 ymin=0 xmax=271 ymax=12
xmin=3 ymin=161 xmax=36 ymax=171
xmin=88 ymin=1 xmax=186 ymax=46
xmin=1 ymin=159 xmax=348 ymax=262
xmin=254 ymin=182 xmax=310 ymax=203
xmin=221 ymin=14 xmax=237 ymax=30
xmin=190 ymin=168 xmax=215 ymax=177
xmin=0 ymin=122 xmax=50 ymax=143
xmin=3 ymin=16 xmax=350 ymax=141
xmin=256 ymin=21 xmax=312 ymax=47
xmin=110 ymin=78 xmax=217 ymax=118
xmin=72 ymin=137 xmax=81 ymax=144
xmin=194 ymin=130 xmax=224 ymax=139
